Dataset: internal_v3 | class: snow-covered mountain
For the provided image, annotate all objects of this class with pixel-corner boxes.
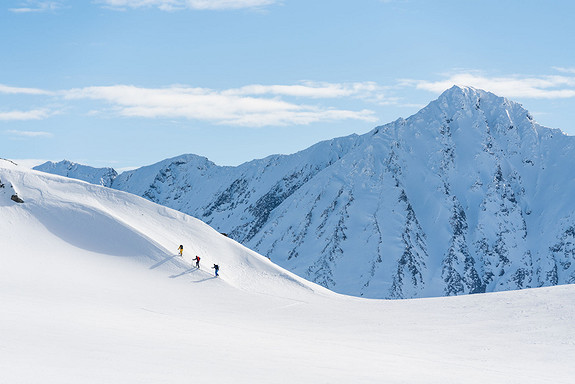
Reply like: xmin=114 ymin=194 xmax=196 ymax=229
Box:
xmin=3 ymin=159 xmax=575 ymax=383
xmin=34 ymin=159 xmax=117 ymax=187
xmin=34 ymin=86 xmax=575 ymax=299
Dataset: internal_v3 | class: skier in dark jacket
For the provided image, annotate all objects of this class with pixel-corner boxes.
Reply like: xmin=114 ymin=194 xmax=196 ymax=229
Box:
xmin=194 ymin=255 xmax=200 ymax=269
xmin=212 ymin=264 xmax=219 ymax=277
xmin=178 ymin=244 xmax=184 ymax=257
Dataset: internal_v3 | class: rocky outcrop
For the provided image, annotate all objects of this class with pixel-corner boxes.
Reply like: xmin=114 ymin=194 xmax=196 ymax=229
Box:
xmin=0 ymin=174 xmax=24 ymax=204
xmin=10 ymin=194 xmax=24 ymax=203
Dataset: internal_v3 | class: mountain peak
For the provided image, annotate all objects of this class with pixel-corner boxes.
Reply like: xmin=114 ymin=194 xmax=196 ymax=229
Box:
xmin=435 ymin=85 xmax=503 ymax=106
xmin=442 ymin=84 xmax=483 ymax=95
xmin=34 ymin=160 xmax=118 ymax=187
xmin=412 ymin=86 xmax=535 ymax=132
xmin=30 ymin=88 xmax=575 ymax=299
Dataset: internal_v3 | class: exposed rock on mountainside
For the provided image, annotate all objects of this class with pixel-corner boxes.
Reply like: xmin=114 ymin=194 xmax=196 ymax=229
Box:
xmin=0 ymin=164 xmax=24 ymax=204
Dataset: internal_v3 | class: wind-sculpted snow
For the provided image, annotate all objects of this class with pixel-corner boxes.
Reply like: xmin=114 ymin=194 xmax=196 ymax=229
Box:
xmin=1 ymin=159 xmax=324 ymax=297
xmin=33 ymin=86 xmax=575 ymax=299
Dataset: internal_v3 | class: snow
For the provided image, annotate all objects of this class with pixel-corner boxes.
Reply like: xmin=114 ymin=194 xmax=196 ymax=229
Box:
xmin=33 ymin=87 xmax=575 ymax=300
xmin=2 ymin=159 xmax=575 ymax=383
xmin=33 ymin=160 xmax=117 ymax=187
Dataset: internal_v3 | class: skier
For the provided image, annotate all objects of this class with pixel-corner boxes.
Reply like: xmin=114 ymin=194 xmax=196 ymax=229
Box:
xmin=212 ymin=264 xmax=219 ymax=277
xmin=194 ymin=255 xmax=200 ymax=269
xmin=178 ymin=244 xmax=184 ymax=257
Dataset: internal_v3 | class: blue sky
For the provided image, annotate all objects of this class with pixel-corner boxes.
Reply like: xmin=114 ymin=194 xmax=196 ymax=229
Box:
xmin=2 ymin=0 xmax=575 ymax=170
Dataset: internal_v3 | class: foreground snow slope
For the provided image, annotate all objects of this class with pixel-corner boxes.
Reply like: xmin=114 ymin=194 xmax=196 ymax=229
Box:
xmin=1 ymin=160 xmax=574 ymax=384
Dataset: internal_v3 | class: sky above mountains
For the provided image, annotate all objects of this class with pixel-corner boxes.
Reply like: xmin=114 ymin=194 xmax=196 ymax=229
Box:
xmin=2 ymin=0 xmax=575 ymax=169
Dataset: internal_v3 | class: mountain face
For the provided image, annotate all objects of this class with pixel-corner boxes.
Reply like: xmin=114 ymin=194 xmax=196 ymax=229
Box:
xmin=34 ymin=87 xmax=575 ymax=299
xmin=34 ymin=160 xmax=118 ymax=187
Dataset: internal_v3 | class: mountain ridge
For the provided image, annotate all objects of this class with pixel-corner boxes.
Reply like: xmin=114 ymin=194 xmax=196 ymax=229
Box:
xmin=34 ymin=159 xmax=118 ymax=187
xmin=33 ymin=86 xmax=575 ymax=299
xmin=4 ymin=157 xmax=575 ymax=383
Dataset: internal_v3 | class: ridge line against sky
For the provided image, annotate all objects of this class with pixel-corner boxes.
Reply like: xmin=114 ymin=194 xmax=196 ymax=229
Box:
xmin=2 ymin=0 xmax=575 ymax=168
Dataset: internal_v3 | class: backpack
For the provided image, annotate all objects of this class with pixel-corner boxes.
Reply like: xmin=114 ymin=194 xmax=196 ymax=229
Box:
xmin=179 ymin=245 xmax=183 ymax=249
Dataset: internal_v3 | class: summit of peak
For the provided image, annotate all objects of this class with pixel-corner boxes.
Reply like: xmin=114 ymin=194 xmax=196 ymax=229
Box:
xmin=437 ymin=85 xmax=493 ymax=100
xmin=422 ymin=85 xmax=524 ymax=116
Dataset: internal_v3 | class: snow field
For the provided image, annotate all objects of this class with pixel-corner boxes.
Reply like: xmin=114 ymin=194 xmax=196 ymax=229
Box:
xmin=1 ymin=160 xmax=574 ymax=383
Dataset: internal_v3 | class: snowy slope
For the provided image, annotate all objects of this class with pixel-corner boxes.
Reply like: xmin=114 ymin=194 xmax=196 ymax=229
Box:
xmin=1 ymin=159 xmax=575 ymax=384
xmin=3 ymin=159 xmax=318 ymax=298
xmin=33 ymin=87 xmax=575 ymax=300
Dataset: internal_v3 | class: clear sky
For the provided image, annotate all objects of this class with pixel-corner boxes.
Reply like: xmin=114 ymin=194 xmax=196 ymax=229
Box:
xmin=2 ymin=0 xmax=575 ymax=170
